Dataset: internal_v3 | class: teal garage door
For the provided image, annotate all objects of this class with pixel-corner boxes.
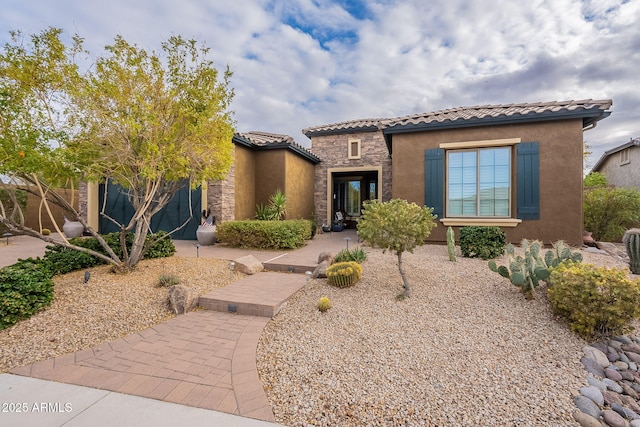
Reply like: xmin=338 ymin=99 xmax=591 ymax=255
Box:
xmin=98 ymin=180 xmax=202 ymax=240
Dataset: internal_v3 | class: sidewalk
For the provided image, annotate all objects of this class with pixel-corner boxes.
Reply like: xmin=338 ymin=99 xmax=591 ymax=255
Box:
xmin=0 ymin=229 xmax=358 ymax=426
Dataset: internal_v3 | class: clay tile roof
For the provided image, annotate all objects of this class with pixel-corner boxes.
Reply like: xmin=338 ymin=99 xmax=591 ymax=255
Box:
xmin=302 ymin=99 xmax=612 ymax=138
xmin=302 ymin=118 xmax=391 ymax=137
xmin=233 ymin=131 xmax=320 ymax=163
xmin=386 ymin=99 xmax=613 ymax=131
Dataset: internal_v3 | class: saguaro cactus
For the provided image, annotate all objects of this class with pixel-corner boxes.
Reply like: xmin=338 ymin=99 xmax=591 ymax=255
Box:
xmin=623 ymin=229 xmax=640 ymax=274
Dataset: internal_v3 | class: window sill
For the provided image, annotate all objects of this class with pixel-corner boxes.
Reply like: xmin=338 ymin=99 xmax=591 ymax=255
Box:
xmin=440 ymin=218 xmax=522 ymax=227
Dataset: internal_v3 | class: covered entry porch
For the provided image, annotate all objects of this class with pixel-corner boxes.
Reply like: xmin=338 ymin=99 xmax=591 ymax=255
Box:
xmin=326 ymin=167 xmax=382 ymax=228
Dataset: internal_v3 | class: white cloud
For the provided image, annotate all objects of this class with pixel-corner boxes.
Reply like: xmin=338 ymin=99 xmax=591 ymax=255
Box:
xmin=1 ymin=0 xmax=638 ymax=160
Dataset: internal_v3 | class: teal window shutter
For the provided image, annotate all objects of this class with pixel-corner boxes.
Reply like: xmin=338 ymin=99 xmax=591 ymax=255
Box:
xmin=517 ymin=142 xmax=540 ymax=220
xmin=425 ymin=148 xmax=444 ymax=218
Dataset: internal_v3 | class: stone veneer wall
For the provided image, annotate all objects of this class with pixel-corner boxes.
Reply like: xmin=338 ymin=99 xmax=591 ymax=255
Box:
xmin=312 ymin=130 xmax=392 ymax=225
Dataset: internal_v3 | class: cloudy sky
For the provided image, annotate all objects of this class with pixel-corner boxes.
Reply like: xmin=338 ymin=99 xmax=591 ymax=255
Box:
xmin=2 ymin=0 xmax=638 ymax=169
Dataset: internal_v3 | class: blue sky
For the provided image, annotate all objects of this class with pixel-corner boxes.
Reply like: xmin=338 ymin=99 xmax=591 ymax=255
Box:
xmin=2 ymin=0 xmax=639 ymax=169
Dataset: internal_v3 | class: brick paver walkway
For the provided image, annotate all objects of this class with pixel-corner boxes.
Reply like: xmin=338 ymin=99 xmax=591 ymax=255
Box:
xmin=11 ymin=311 xmax=275 ymax=422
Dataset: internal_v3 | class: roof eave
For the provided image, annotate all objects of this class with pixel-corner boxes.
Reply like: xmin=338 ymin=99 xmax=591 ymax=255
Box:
xmin=303 ymin=125 xmax=380 ymax=138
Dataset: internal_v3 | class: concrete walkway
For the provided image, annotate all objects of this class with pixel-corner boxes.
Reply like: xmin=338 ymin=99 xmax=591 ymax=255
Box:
xmin=0 ymin=228 xmax=358 ymax=426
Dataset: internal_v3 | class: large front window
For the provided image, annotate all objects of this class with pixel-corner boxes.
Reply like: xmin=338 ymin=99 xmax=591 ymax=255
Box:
xmin=447 ymin=147 xmax=511 ymax=217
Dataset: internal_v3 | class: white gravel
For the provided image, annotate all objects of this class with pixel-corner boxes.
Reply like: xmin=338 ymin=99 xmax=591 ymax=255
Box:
xmin=257 ymin=244 xmax=632 ymax=426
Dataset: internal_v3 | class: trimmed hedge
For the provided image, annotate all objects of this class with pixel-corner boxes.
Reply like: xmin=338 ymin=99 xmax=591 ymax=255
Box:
xmin=217 ymin=219 xmax=313 ymax=249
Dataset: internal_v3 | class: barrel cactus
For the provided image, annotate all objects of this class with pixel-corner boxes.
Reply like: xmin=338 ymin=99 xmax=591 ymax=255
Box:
xmin=327 ymin=261 xmax=362 ymax=288
xmin=623 ymin=229 xmax=640 ymax=274
xmin=317 ymin=296 xmax=332 ymax=312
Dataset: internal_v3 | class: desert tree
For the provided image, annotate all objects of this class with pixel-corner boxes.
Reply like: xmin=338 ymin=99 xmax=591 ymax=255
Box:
xmin=0 ymin=28 xmax=235 ymax=270
xmin=357 ymin=199 xmax=437 ymax=298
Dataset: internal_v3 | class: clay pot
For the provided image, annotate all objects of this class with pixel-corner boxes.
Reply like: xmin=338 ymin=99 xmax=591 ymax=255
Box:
xmin=196 ymin=225 xmax=217 ymax=245
xmin=63 ymin=218 xmax=84 ymax=238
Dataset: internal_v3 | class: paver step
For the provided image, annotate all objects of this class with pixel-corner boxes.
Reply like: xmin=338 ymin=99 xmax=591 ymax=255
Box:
xmin=198 ymin=271 xmax=307 ymax=317
xmin=263 ymin=261 xmax=316 ymax=274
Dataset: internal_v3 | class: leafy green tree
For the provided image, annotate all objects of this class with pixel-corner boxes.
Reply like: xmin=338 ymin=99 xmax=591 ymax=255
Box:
xmin=0 ymin=28 xmax=235 ymax=270
xmin=357 ymin=199 xmax=437 ymax=298
xmin=583 ymin=171 xmax=608 ymax=188
xmin=584 ymin=187 xmax=640 ymax=241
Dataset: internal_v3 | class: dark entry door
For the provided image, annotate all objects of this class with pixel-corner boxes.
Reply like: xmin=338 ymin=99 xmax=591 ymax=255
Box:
xmin=98 ymin=180 xmax=201 ymax=240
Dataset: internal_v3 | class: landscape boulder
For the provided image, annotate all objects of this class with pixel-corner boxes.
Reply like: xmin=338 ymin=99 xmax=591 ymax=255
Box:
xmin=234 ymin=255 xmax=264 ymax=275
xmin=168 ymin=285 xmax=198 ymax=314
xmin=312 ymin=260 xmax=329 ymax=279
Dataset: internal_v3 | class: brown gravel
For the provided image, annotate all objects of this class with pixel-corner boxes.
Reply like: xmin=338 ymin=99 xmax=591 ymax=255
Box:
xmin=0 ymin=256 xmax=242 ymax=373
xmin=257 ymin=245 xmax=635 ymax=427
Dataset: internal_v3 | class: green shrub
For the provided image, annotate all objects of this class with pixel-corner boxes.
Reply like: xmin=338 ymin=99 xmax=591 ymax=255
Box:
xmin=41 ymin=231 xmax=176 ymax=275
xmin=317 ymin=296 xmax=331 ymax=312
xmin=584 ymin=187 xmax=640 ymax=241
xmin=0 ymin=259 xmax=54 ymax=330
xmin=144 ymin=231 xmax=176 ymax=259
xmin=42 ymin=244 xmax=101 ymax=275
xmin=548 ymin=262 xmax=640 ymax=339
xmin=217 ymin=220 xmax=313 ymax=249
xmin=459 ymin=226 xmax=506 ymax=259
xmin=333 ymin=248 xmax=367 ymax=264
xmin=157 ymin=273 xmax=180 ymax=287
xmin=327 ymin=261 xmax=362 ymax=288
xmin=584 ymin=172 xmax=608 ymax=188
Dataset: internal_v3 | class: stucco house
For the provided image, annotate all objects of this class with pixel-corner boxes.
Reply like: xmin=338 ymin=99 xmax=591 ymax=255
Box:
xmin=304 ymin=99 xmax=612 ymax=246
xmin=80 ymin=131 xmax=319 ymax=239
xmin=80 ymin=99 xmax=612 ymax=246
xmin=591 ymin=137 xmax=640 ymax=190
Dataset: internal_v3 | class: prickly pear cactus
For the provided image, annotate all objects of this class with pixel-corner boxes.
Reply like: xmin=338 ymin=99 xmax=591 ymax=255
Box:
xmin=488 ymin=239 xmax=582 ymax=299
xmin=623 ymin=229 xmax=640 ymax=274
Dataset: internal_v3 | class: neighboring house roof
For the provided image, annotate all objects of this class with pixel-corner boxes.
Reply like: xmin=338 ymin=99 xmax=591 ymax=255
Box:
xmin=591 ymin=136 xmax=640 ymax=173
xmin=233 ymin=131 xmax=321 ymax=164
xmin=302 ymin=99 xmax=613 ymax=154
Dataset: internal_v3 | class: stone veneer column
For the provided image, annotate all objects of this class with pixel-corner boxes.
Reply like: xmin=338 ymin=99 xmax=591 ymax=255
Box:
xmin=78 ymin=181 xmax=88 ymax=220
xmin=207 ymin=161 xmax=236 ymax=223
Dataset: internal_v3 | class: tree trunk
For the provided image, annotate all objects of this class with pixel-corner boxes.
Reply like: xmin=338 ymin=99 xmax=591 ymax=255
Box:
xmin=127 ymin=218 xmax=149 ymax=268
xmin=397 ymin=251 xmax=411 ymax=298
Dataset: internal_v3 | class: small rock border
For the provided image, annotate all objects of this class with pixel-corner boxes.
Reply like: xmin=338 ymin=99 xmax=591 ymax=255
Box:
xmin=575 ymin=335 xmax=640 ymax=427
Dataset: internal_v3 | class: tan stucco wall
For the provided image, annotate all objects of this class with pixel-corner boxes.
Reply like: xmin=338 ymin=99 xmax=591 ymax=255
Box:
xmin=234 ymin=144 xmax=256 ymax=220
xmin=283 ymin=151 xmax=316 ymax=219
xmin=391 ymin=119 xmax=586 ymax=245
xmin=255 ymin=150 xmax=286 ymax=209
